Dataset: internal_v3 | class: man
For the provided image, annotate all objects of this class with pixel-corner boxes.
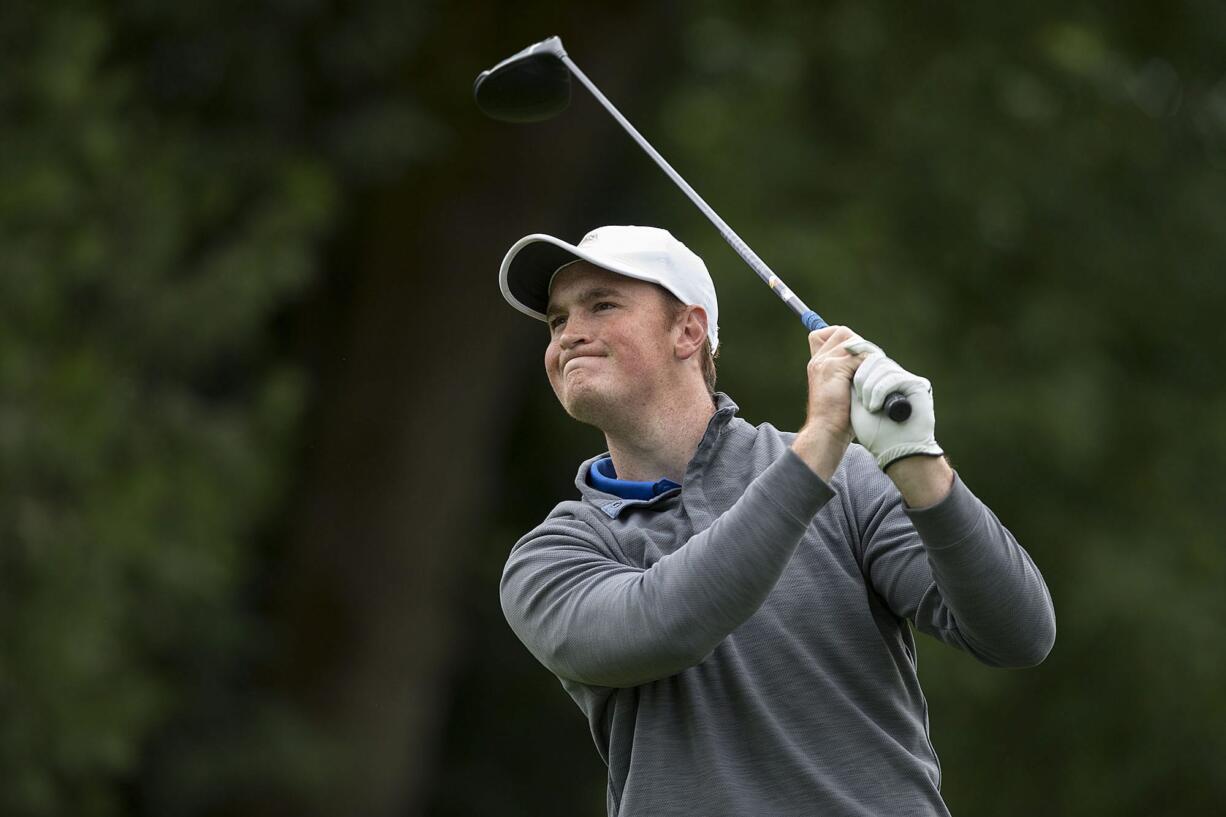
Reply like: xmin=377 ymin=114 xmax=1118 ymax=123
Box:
xmin=497 ymin=225 xmax=1056 ymax=816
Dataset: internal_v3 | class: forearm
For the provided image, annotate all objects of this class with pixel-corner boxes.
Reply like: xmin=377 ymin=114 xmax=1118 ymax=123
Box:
xmin=501 ymin=450 xmax=834 ymax=687
xmin=905 ymin=476 xmax=1056 ymax=667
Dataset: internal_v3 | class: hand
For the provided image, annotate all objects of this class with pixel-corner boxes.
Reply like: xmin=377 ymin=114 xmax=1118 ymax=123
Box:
xmin=790 ymin=326 xmax=871 ymax=480
xmin=844 ymin=341 xmax=944 ymax=470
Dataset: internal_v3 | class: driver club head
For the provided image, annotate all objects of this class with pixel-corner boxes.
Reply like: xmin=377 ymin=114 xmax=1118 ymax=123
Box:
xmin=473 ymin=36 xmax=572 ymax=123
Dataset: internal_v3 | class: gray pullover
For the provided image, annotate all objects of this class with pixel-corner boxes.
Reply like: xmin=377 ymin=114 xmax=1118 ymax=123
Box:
xmin=500 ymin=394 xmax=1056 ymax=816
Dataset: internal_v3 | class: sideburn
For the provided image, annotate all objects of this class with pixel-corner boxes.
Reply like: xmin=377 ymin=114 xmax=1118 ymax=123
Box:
xmin=660 ymin=291 xmax=718 ymax=394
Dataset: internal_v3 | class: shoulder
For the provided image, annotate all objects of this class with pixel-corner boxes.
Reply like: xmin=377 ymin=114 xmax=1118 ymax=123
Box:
xmin=508 ymin=499 xmax=618 ymax=560
xmin=529 ymin=498 xmax=605 ymax=535
xmin=832 ymin=443 xmax=904 ymax=519
xmin=721 ymin=416 xmax=793 ymax=462
xmin=839 ymin=443 xmax=883 ymax=482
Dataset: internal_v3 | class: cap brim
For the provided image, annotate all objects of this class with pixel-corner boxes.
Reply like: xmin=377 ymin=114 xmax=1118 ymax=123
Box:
xmin=499 ymin=233 xmax=670 ymax=321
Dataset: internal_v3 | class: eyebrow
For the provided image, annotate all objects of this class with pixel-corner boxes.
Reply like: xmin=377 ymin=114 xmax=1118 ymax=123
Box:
xmin=545 ymin=286 xmax=625 ymax=319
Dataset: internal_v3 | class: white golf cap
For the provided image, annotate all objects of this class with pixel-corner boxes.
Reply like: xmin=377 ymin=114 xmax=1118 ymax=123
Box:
xmin=499 ymin=225 xmax=720 ymax=351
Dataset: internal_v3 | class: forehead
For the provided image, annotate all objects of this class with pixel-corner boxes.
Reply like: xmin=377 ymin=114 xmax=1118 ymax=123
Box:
xmin=546 ymin=262 xmax=657 ymax=308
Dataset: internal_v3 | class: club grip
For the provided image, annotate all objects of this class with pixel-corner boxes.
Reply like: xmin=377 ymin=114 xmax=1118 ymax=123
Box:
xmin=800 ymin=310 xmax=827 ymax=332
xmin=799 ymin=311 xmax=911 ymax=422
xmin=883 ymin=391 xmax=912 ymax=422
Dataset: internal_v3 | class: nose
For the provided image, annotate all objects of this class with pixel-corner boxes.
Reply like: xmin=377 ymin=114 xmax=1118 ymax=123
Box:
xmin=557 ymin=314 xmax=590 ymax=349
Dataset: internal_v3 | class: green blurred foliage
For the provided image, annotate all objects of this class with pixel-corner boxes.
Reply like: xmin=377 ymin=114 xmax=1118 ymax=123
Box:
xmin=0 ymin=1 xmax=439 ymax=814
xmin=2 ymin=1 xmax=1225 ymax=816
xmin=0 ymin=5 xmax=324 ymax=813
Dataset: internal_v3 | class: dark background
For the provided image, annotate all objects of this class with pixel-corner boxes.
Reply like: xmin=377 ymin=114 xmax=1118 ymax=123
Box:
xmin=3 ymin=1 xmax=1225 ymax=815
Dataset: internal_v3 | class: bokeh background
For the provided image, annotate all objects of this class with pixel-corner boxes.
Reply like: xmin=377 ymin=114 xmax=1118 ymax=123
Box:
xmin=4 ymin=1 xmax=1225 ymax=815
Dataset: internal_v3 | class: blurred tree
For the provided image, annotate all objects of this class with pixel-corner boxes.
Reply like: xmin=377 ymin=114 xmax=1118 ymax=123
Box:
xmin=0 ymin=2 xmax=333 ymax=814
xmin=0 ymin=0 xmax=443 ymax=814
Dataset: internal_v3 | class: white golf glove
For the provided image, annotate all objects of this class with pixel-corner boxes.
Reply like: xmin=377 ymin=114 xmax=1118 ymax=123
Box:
xmin=843 ymin=339 xmax=944 ymax=470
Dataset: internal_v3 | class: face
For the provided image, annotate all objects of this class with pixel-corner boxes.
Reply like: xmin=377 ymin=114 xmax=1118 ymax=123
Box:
xmin=544 ymin=263 xmax=687 ymax=428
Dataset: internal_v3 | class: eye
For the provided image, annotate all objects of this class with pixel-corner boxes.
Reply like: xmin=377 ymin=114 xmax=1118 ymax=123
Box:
xmin=593 ymin=301 xmax=616 ymax=312
xmin=548 ymin=315 xmax=567 ymax=330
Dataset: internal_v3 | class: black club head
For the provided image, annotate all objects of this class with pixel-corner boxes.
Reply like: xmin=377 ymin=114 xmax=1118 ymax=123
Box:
xmin=474 ymin=36 xmax=572 ymax=123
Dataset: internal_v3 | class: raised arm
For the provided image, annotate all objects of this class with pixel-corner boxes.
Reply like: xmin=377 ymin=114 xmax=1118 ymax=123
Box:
xmin=500 ymin=450 xmax=832 ymax=688
xmin=852 ymin=456 xmax=1056 ymax=667
xmin=836 ymin=339 xmax=1056 ymax=667
xmin=502 ymin=325 xmax=877 ymax=688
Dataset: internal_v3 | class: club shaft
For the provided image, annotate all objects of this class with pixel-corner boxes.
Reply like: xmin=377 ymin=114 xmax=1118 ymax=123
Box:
xmin=561 ymin=55 xmax=826 ymax=331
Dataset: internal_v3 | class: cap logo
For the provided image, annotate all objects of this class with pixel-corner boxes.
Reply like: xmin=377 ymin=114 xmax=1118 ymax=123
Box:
xmin=580 ymin=232 xmax=599 ymax=245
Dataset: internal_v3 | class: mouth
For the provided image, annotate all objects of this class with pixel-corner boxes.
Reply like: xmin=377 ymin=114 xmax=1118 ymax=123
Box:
xmin=562 ymin=354 xmax=603 ymax=373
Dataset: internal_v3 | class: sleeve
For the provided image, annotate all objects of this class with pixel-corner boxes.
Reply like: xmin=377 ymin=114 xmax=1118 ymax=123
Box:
xmin=500 ymin=449 xmax=835 ymax=688
xmin=851 ymin=458 xmax=1057 ymax=668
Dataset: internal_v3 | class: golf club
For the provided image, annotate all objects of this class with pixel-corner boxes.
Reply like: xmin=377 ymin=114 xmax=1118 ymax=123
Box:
xmin=475 ymin=36 xmax=911 ymax=422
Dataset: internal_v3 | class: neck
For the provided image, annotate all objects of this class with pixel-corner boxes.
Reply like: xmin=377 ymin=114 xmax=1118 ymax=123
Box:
xmin=602 ymin=384 xmax=717 ymax=484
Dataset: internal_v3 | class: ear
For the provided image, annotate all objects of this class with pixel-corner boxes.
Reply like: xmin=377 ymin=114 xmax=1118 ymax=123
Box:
xmin=673 ymin=305 xmax=708 ymax=361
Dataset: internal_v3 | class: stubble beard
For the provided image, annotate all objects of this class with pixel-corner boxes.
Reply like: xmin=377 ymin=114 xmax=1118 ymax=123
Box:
xmin=560 ymin=376 xmax=620 ymax=430
xmin=557 ymin=370 xmax=645 ymax=438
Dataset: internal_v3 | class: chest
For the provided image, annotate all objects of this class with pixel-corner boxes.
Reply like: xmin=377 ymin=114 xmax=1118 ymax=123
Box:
xmin=609 ymin=498 xmax=878 ymax=644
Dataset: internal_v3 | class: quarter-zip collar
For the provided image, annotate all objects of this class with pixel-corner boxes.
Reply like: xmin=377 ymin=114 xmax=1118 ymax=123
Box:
xmin=575 ymin=393 xmax=741 ymax=519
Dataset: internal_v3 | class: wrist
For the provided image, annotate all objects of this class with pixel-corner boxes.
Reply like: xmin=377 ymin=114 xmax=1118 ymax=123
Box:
xmin=791 ymin=425 xmax=850 ymax=482
xmin=885 ymin=454 xmax=953 ymax=509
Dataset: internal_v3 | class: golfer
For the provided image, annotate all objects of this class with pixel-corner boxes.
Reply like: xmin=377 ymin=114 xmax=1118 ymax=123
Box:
xmin=497 ymin=225 xmax=1055 ymax=817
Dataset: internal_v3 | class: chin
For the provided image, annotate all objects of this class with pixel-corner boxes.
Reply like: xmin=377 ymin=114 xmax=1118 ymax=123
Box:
xmin=560 ymin=381 xmax=628 ymax=429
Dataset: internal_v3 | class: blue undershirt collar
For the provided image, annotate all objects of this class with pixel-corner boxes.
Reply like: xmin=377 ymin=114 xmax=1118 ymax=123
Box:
xmin=588 ymin=456 xmax=681 ymax=501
